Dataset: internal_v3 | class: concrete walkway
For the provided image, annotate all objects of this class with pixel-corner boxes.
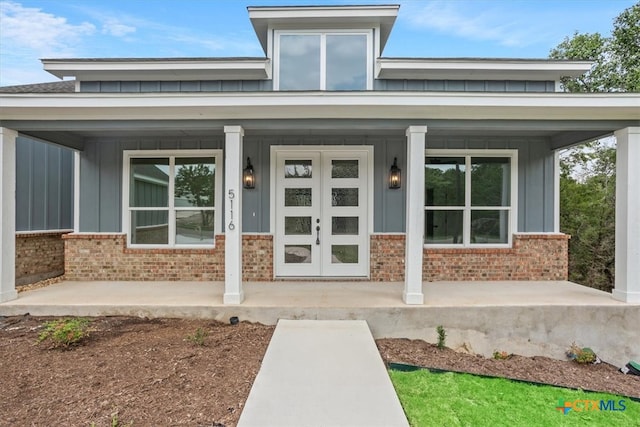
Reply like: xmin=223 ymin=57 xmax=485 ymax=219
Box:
xmin=238 ymin=320 xmax=409 ymax=427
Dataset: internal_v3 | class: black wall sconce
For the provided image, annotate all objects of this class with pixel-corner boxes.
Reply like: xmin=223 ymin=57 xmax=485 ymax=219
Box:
xmin=243 ymin=157 xmax=255 ymax=189
xmin=389 ymin=157 xmax=401 ymax=189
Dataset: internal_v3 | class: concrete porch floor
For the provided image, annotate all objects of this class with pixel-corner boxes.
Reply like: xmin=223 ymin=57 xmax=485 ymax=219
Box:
xmin=1 ymin=280 xmax=638 ymax=367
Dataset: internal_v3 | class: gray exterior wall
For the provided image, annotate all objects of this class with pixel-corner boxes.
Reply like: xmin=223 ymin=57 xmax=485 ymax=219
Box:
xmin=80 ymin=79 xmax=554 ymax=93
xmin=78 ymin=134 xmax=555 ymax=234
xmin=80 ymin=80 xmax=273 ymax=93
xmin=374 ymin=80 xmax=555 ymax=92
xmin=16 ymin=137 xmax=74 ymax=231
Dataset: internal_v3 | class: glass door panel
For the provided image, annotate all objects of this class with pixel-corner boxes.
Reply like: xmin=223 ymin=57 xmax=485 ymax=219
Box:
xmin=275 ymin=150 xmax=369 ymax=277
xmin=275 ymin=153 xmax=321 ymax=276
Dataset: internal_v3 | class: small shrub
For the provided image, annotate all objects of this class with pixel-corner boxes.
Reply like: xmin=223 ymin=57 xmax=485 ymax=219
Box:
xmin=110 ymin=410 xmax=132 ymax=427
xmin=493 ymin=350 xmax=510 ymax=360
xmin=90 ymin=410 xmax=132 ymax=427
xmin=436 ymin=325 xmax=446 ymax=350
xmin=186 ymin=327 xmax=208 ymax=346
xmin=567 ymin=342 xmax=597 ymax=364
xmin=37 ymin=318 xmax=91 ymax=348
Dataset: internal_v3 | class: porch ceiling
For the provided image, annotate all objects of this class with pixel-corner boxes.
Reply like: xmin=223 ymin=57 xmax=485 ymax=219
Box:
xmin=4 ymin=118 xmax=633 ymax=151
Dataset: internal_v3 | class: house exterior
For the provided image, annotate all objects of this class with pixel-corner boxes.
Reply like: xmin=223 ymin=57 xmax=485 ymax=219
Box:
xmin=0 ymin=80 xmax=75 ymax=286
xmin=1 ymin=4 xmax=639 ymax=305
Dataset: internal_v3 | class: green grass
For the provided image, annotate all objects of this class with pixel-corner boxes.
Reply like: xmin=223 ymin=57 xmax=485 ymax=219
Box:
xmin=389 ymin=369 xmax=640 ymax=427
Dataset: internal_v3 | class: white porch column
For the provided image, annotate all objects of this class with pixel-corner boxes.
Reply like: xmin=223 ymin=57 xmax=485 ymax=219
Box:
xmin=0 ymin=128 xmax=17 ymax=302
xmin=404 ymin=125 xmax=427 ymax=305
xmin=223 ymin=126 xmax=245 ymax=304
xmin=613 ymin=127 xmax=640 ymax=303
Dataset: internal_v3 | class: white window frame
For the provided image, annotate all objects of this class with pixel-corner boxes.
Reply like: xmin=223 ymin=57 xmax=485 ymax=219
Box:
xmin=424 ymin=149 xmax=518 ymax=248
xmin=273 ymin=29 xmax=373 ymax=91
xmin=122 ymin=150 xmax=223 ymax=249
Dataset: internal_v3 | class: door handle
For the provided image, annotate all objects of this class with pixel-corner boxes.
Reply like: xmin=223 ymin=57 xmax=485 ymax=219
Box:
xmin=316 ymin=225 xmax=320 ymax=245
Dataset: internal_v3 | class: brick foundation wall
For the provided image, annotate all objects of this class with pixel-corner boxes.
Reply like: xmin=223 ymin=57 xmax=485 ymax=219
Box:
xmin=16 ymin=231 xmax=71 ymax=286
xmin=370 ymin=234 xmax=406 ymax=281
xmin=242 ymin=235 xmax=273 ymax=281
xmin=62 ymin=232 xmax=567 ymax=282
xmin=63 ymin=233 xmax=274 ymax=282
xmin=423 ymin=233 xmax=570 ymax=281
xmin=370 ymin=233 xmax=569 ymax=282
xmin=63 ymin=234 xmax=226 ymax=281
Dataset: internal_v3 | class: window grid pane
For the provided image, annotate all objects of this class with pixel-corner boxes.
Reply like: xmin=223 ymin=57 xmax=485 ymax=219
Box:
xmin=279 ymin=35 xmax=321 ymax=90
xmin=424 ymin=209 xmax=464 ymax=245
xmin=425 ymin=157 xmax=465 ymax=207
xmin=176 ymin=210 xmax=214 ymax=245
xmin=130 ymin=158 xmax=169 ymax=207
xmin=471 ymin=210 xmax=509 ymax=244
xmin=470 ymin=157 xmax=510 ymax=207
xmin=174 ymin=158 xmax=215 ymax=208
xmin=326 ymin=35 xmax=367 ymax=90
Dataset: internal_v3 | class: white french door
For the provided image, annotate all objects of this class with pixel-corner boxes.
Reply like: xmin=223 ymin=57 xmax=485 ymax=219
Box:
xmin=274 ymin=148 xmax=370 ymax=277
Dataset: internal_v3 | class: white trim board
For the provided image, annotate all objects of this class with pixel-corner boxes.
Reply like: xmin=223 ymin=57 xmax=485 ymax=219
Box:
xmin=3 ymin=92 xmax=638 ymax=121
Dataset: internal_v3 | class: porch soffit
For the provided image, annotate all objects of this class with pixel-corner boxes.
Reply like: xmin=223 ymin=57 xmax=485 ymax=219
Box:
xmin=3 ymin=119 xmax=634 ymax=151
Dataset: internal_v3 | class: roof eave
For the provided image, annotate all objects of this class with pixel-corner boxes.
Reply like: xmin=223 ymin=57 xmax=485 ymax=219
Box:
xmin=376 ymin=58 xmax=593 ymax=81
xmin=41 ymin=58 xmax=271 ymax=81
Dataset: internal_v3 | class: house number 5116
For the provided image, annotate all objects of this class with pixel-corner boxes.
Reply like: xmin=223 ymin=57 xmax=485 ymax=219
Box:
xmin=228 ymin=189 xmax=235 ymax=230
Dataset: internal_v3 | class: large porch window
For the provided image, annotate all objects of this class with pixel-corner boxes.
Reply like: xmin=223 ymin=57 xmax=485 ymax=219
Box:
xmin=424 ymin=150 xmax=517 ymax=247
xmin=123 ymin=150 xmax=222 ymax=248
xmin=274 ymin=30 xmax=372 ymax=91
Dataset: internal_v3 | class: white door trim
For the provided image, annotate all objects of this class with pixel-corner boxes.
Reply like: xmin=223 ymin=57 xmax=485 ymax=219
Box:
xmin=270 ymin=145 xmax=374 ymax=278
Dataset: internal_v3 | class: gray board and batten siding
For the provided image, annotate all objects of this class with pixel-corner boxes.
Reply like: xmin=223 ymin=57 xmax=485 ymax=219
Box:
xmin=16 ymin=137 xmax=74 ymax=231
xmin=77 ymin=135 xmax=556 ymax=235
xmin=79 ymin=80 xmax=556 ymax=93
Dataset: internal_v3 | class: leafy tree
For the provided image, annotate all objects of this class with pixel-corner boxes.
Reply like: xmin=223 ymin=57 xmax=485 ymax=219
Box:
xmin=550 ymin=2 xmax=639 ymax=92
xmin=610 ymin=2 xmax=640 ymax=91
xmin=549 ymin=33 xmax=614 ymax=92
xmin=550 ymin=2 xmax=638 ymax=290
xmin=560 ymin=142 xmax=616 ymax=291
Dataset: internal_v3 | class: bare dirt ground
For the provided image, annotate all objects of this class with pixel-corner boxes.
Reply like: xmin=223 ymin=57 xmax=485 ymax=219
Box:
xmin=1 ymin=315 xmax=638 ymax=427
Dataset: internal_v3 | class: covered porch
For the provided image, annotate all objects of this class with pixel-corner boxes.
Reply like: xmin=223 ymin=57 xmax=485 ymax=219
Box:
xmin=0 ymin=279 xmax=637 ymax=367
xmin=1 ymin=92 xmax=639 ymax=305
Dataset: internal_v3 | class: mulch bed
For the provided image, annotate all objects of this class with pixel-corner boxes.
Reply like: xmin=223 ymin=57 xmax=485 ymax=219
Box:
xmin=0 ymin=316 xmax=273 ymax=427
xmin=1 ymin=315 xmax=638 ymax=426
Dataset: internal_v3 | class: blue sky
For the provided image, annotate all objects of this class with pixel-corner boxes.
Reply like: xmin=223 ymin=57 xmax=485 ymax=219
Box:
xmin=0 ymin=0 xmax=636 ymax=86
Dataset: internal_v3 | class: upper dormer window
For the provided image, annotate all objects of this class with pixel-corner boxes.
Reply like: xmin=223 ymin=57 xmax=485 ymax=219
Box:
xmin=274 ymin=30 xmax=372 ymax=91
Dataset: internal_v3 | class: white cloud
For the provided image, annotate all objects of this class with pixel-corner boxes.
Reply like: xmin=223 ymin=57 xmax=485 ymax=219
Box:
xmin=0 ymin=1 xmax=95 ymax=57
xmin=102 ymin=18 xmax=136 ymax=37
xmin=401 ymin=1 xmax=548 ymax=49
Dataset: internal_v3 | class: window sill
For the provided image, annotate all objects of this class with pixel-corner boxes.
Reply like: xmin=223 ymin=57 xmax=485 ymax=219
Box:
xmin=124 ymin=245 xmax=217 ymax=254
xmin=424 ymin=245 xmax=514 ymax=254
